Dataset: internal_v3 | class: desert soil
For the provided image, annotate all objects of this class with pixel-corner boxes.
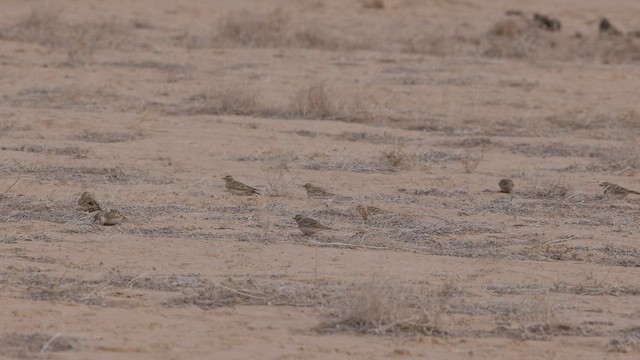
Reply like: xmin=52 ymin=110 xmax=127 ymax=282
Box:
xmin=2 ymin=0 xmax=640 ymax=359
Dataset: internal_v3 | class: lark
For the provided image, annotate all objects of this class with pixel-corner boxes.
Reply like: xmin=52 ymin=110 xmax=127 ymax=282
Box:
xmin=599 ymin=18 xmax=622 ymax=36
xmin=223 ymin=175 xmax=260 ymax=196
xmin=303 ymin=183 xmax=334 ymax=197
xmin=499 ymin=179 xmax=514 ymax=194
xmin=533 ymin=13 xmax=561 ymax=32
xmin=78 ymin=191 xmax=101 ymax=212
xmin=356 ymin=205 xmax=385 ymax=220
xmin=600 ymin=182 xmax=640 ymax=199
xmin=293 ymin=214 xmax=335 ymax=236
xmin=94 ymin=209 xmax=126 ymax=226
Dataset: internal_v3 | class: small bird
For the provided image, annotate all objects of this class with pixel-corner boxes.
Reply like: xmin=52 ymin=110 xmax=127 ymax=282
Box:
xmin=303 ymin=183 xmax=334 ymax=197
xmin=78 ymin=191 xmax=101 ymax=212
xmin=356 ymin=205 xmax=385 ymax=220
xmin=599 ymin=18 xmax=622 ymax=36
xmin=94 ymin=209 xmax=126 ymax=226
xmin=600 ymin=182 xmax=640 ymax=199
xmin=293 ymin=214 xmax=335 ymax=236
xmin=223 ymin=175 xmax=260 ymax=196
xmin=499 ymin=179 xmax=514 ymax=194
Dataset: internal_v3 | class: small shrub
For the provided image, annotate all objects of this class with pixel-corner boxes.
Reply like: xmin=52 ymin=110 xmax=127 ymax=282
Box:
xmin=460 ymin=145 xmax=484 ymax=173
xmin=265 ymin=163 xmax=297 ymax=197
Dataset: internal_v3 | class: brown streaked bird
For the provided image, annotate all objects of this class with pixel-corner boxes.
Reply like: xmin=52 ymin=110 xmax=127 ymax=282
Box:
xmin=499 ymin=179 xmax=514 ymax=194
xmin=599 ymin=18 xmax=622 ymax=36
xmin=303 ymin=183 xmax=334 ymax=197
xmin=78 ymin=191 xmax=101 ymax=212
xmin=356 ymin=205 xmax=385 ymax=220
xmin=293 ymin=214 xmax=335 ymax=236
xmin=600 ymin=182 xmax=640 ymax=199
xmin=94 ymin=209 xmax=126 ymax=226
xmin=223 ymin=175 xmax=260 ymax=196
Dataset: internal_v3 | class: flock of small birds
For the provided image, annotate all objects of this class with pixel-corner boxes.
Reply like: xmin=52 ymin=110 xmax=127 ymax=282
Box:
xmin=506 ymin=10 xmax=640 ymax=38
xmin=76 ymin=177 xmax=639 ymax=232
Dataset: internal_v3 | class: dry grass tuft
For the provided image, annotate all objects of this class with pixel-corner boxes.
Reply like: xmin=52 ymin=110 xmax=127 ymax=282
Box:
xmin=286 ymin=82 xmax=371 ymax=122
xmin=180 ymin=83 xmax=266 ymax=116
xmin=483 ymin=17 xmax=553 ymax=60
xmin=303 ymin=156 xmax=396 ymax=173
xmin=172 ymin=81 xmax=372 ymax=122
xmin=482 ymin=17 xmax=572 ymax=61
xmin=165 ymin=278 xmax=326 ymax=309
xmin=491 ymin=298 xmax=588 ymax=340
xmin=0 ymin=195 xmax=88 ymax=225
xmin=317 ymin=280 xmax=455 ymax=336
xmin=287 ymin=82 xmax=336 ymax=119
xmin=520 ymin=176 xmax=573 ymax=199
xmin=380 ymin=136 xmax=414 ymax=170
xmin=460 ymin=145 xmax=485 ymax=173
xmin=215 ymin=9 xmax=290 ymax=47
xmin=214 ymin=9 xmax=345 ymax=50
xmin=264 ymin=163 xmax=297 ymax=197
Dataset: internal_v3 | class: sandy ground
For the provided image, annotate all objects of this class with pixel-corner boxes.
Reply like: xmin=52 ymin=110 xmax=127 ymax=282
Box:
xmin=2 ymin=0 xmax=640 ymax=359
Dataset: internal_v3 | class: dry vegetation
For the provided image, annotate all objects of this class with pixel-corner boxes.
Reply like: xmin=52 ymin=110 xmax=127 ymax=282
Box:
xmin=2 ymin=0 xmax=640 ymax=358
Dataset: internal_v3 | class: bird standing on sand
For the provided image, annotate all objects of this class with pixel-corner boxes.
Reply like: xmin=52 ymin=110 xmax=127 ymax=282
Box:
xmin=600 ymin=182 xmax=640 ymax=199
xmin=223 ymin=175 xmax=260 ymax=196
xmin=94 ymin=209 xmax=126 ymax=226
xmin=499 ymin=179 xmax=514 ymax=194
xmin=356 ymin=205 xmax=385 ymax=220
xmin=293 ymin=214 xmax=335 ymax=236
xmin=78 ymin=191 xmax=101 ymax=212
xmin=303 ymin=183 xmax=334 ymax=197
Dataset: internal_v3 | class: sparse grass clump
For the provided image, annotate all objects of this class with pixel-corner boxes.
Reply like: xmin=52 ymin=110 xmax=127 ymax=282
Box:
xmin=215 ymin=9 xmax=290 ymax=47
xmin=286 ymin=82 xmax=371 ymax=122
xmin=380 ymin=136 xmax=414 ymax=170
xmin=288 ymin=82 xmax=336 ymax=119
xmin=317 ymin=281 xmax=454 ymax=336
xmin=265 ymin=163 xmax=297 ymax=197
xmin=303 ymin=156 xmax=395 ymax=173
xmin=460 ymin=145 xmax=484 ymax=173
xmin=522 ymin=176 xmax=573 ymax=199
xmin=173 ymin=81 xmax=373 ymax=122
xmin=214 ymin=9 xmax=345 ymax=50
xmin=181 ymin=83 xmax=267 ymax=116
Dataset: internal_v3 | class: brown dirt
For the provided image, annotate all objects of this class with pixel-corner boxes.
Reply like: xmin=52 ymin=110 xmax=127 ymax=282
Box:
xmin=1 ymin=0 xmax=640 ymax=358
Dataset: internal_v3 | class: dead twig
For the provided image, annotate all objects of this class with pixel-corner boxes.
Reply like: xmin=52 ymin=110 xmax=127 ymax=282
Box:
xmin=2 ymin=173 xmax=21 ymax=195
